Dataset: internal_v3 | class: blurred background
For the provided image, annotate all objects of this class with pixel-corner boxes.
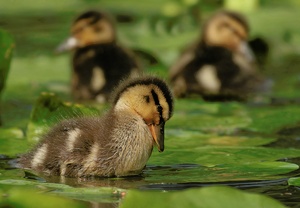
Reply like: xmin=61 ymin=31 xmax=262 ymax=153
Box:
xmin=1 ymin=0 xmax=300 ymax=128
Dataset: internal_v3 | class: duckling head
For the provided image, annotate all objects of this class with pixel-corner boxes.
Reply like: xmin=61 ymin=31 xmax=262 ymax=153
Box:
xmin=112 ymin=76 xmax=173 ymax=152
xmin=202 ymin=10 xmax=253 ymax=60
xmin=57 ymin=10 xmax=116 ymax=52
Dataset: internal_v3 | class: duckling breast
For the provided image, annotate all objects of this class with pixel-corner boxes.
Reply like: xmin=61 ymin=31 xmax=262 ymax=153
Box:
xmin=110 ymin=111 xmax=154 ymax=176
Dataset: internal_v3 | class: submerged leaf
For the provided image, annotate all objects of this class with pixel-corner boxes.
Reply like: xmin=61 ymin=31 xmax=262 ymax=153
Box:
xmin=120 ymin=186 xmax=286 ymax=208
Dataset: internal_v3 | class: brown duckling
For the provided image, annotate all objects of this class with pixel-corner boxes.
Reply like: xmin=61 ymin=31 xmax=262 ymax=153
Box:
xmin=18 ymin=76 xmax=173 ymax=178
xmin=170 ymin=10 xmax=270 ymax=100
xmin=57 ymin=10 xmax=141 ymax=103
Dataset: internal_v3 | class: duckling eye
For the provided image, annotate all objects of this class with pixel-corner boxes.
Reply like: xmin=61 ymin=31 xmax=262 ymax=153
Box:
xmin=144 ymin=95 xmax=150 ymax=103
xmin=157 ymin=105 xmax=163 ymax=112
xmin=94 ymin=26 xmax=103 ymax=32
xmin=218 ymin=22 xmax=229 ymax=30
xmin=73 ymin=27 xmax=84 ymax=34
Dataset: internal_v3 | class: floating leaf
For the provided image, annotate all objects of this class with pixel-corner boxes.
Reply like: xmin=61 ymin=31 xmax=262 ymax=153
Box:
xmin=166 ymin=129 xmax=275 ymax=148
xmin=168 ymin=99 xmax=252 ymax=134
xmin=288 ymin=177 xmax=300 ymax=186
xmin=0 ymin=186 xmax=86 ymax=208
xmin=0 ymin=179 xmax=125 ymax=203
xmin=247 ymin=105 xmax=300 ymax=133
xmin=147 ymin=147 xmax=300 ymax=183
xmin=120 ymin=186 xmax=286 ymax=208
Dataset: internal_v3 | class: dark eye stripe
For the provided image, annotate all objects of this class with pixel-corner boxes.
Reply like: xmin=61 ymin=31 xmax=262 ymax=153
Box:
xmin=151 ymin=89 xmax=164 ymax=124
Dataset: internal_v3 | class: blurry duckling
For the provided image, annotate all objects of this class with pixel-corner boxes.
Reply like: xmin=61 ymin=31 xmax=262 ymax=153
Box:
xmin=169 ymin=10 xmax=271 ymax=100
xmin=18 ymin=76 xmax=173 ymax=177
xmin=56 ymin=10 xmax=141 ymax=103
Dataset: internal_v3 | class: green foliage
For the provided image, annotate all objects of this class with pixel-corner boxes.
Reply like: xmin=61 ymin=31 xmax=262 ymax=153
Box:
xmin=120 ymin=186 xmax=287 ymax=208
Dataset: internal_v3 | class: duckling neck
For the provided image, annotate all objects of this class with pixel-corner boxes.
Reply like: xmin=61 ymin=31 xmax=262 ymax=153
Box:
xmin=110 ymin=109 xmax=154 ymax=176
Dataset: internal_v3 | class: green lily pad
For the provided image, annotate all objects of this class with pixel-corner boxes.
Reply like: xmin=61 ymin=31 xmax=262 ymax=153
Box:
xmin=168 ymin=100 xmax=252 ymax=134
xmin=26 ymin=92 xmax=101 ymax=143
xmin=168 ymin=100 xmax=300 ymax=135
xmin=0 ymin=186 xmax=86 ymax=208
xmin=150 ymin=146 xmax=300 ymax=166
xmin=247 ymin=105 xmax=300 ymax=133
xmin=147 ymin=147 xmax=300 ymax=183
xmin=288 ymin=177 xmax=300 ymax=186
xmin=0 ymin=179 xmax=126 ymax=203
xmin=120 ymin=186 xmax=286 ymax=208
xmin=166 ymin=129 xmax=275 ymax=148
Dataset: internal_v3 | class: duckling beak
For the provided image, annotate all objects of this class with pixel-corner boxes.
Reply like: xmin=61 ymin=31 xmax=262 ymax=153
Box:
xmin=149 ymin=122 xmax=165 ymax=152
xmin=55 ymin=37 xmax=78 ymax=53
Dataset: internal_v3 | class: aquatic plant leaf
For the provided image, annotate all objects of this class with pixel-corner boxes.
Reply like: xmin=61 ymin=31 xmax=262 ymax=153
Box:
xmin=147 ymin=147 xmax=300 ymax=183
xmin=168 ymin=99 xmax=252 ymax=134
xmin=52 ymin=186 xmax=126 ymax=203
xmin=247 ymin=105 xmax=300 ymax=133
xmin=166 ymin=129 xmax=275 ymax=148
xmin=0 ymin=186 xmax=86 ymax=208
xmin=120 ymin=186 xmax=286 ymax=208
xmin=288 ymin=177 xmax=300 ymax=186
xmin=0 ymin=179 xmax=126 ymax=203
xmin=150 ymin=146 xmax=300 ymax=166
xmin=168 ymin=100 xmax=300 ymax=135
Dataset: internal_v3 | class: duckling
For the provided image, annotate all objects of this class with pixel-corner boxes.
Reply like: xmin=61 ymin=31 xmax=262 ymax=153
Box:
xmin=170 ymin=10 xmax=270 ymax=100
xmin=56 ymin=10 xmax=141 ymax=103
xmin=18 ymin=76 xmax=173 ymax=178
